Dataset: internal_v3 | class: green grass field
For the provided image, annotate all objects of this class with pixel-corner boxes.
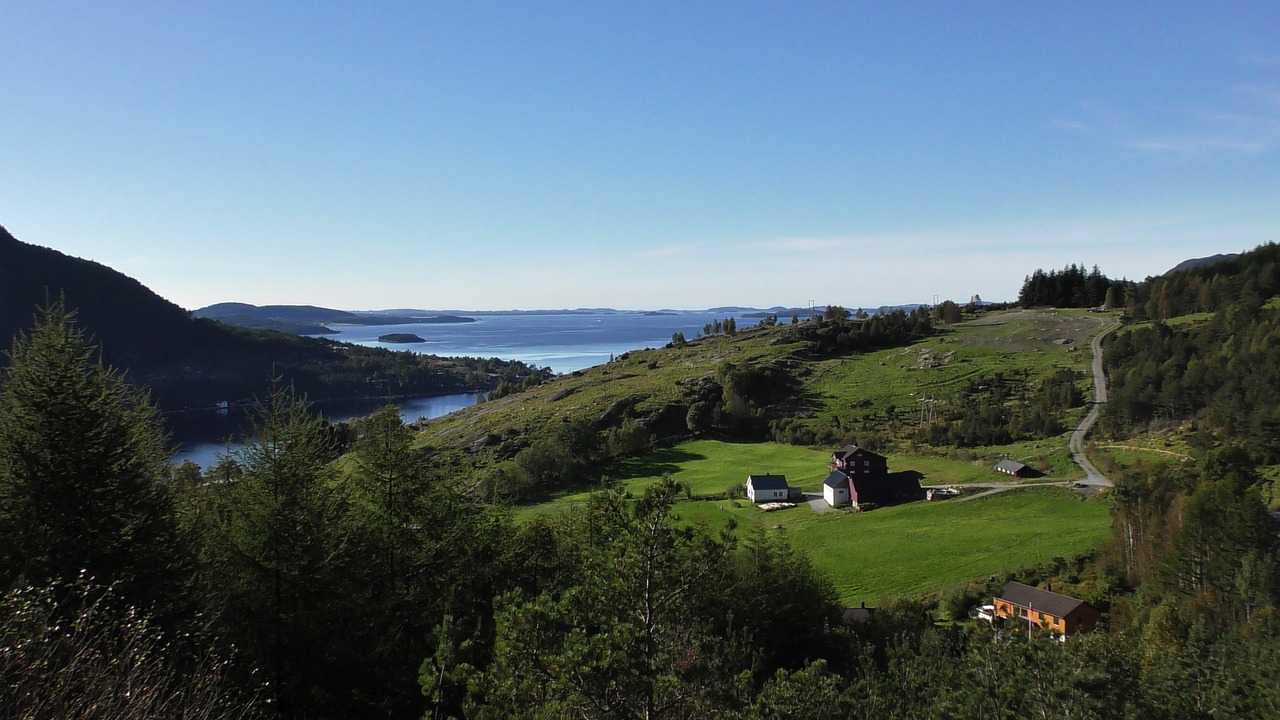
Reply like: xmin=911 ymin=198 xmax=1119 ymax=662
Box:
xmin=531 ymin=439 xmax=1064 ymax=511
xmin=517 ymin=439 xmax=1113 ymax=603
xmin=672 ymin=487 xmax=1111 ymax=605
xmin=597 ymin=439 xmax=1079 ymax=492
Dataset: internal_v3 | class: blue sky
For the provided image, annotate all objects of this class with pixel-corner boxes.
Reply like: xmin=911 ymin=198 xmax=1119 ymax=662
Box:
xmin=3 ymin=2 xmax=1278 ymax=311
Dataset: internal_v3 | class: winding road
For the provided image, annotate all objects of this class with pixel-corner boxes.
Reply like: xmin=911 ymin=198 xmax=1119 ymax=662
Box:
xmin=954 ymin=315 xmax=1120 ymax=502
xmin=1069 ymin=317 xmax=1120 ymax=489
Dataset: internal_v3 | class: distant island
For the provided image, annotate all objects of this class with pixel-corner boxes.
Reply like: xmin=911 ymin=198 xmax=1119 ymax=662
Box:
xmin=193 ymin=303 xmax=475 ymax=335
xmin=378 ymin=333 xmax=426 ymax=343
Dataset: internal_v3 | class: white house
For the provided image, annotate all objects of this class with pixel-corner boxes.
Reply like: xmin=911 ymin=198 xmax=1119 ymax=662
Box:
xmin=823 ymin=470 xmax=851 ymax=507
xmin=746 ymin=474 xmax=789 ymax=503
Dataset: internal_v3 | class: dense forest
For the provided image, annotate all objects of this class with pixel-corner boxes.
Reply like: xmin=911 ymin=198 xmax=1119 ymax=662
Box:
xmin=3 ymin=245 xmax=1280 ymax=717
xmin=1102 ymin=243 xmax=1280 ymax=463
xmin=1018 ymin=264 xmax=1121 ymax=309
xmin=0 ymin=225 xmax=544 ymax=410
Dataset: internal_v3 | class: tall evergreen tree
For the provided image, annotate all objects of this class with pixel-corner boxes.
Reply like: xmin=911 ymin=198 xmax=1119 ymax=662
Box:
xmin=190 ymin=380 xmax=354 ymax=716
xmin=0 ymin=301 xmax=184 ymax=613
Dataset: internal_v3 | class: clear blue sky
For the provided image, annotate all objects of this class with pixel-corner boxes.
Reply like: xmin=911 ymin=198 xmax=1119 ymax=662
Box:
xmin=3 ymin=2 xmax=1278 ymax=311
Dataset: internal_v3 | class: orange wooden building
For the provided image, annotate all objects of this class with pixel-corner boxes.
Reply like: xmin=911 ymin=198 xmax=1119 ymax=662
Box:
xmin=993 ymin=581 xmax=1101 ymax=638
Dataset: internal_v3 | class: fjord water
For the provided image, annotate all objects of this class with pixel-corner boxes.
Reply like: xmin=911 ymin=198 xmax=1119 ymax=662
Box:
xmin=320 ymin=310 xmax=764 ymax=373
xmin=172 ymin=393 xmax=484 ymax=470
xmin=173 ymin=310 xmax=764 ymax=469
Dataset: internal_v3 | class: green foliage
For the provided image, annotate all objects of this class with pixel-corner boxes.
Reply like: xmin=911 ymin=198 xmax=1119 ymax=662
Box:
xmin=1018 ymin=263 xmax=1116 ymax=308
xmin=1122 ymin=242 xmax=1280 ymax=322
xmin=0 ymin=301 xmax=186 ymax=615
xmin=448 ymin=479 xmax=844 ymax=717
xmin=914 ymin=369 xmax=1083 ymax=448
xmin=777 ymin=307 xmax=934 ymax=357
xmin=700 ymin=316 xmax=738 ymax=338
xmin=187 ymin=381 xmax=356 ymax=714
xmin=935 ymin=300 xmax=963 ymax=324
xmin=1105 ymin=298 xmax=1280 ymax=461
xmin=604 ymin=418 xmax=654 ymax=457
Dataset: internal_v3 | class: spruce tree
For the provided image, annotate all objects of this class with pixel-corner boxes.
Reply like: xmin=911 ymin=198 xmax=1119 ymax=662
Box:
xmin=0 ymin=301 xmax=183 ymax=611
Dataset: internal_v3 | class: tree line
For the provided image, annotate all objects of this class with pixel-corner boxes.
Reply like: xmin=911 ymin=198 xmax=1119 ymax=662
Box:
xmin=1018 ymin=263 xmax=1120 ymax=308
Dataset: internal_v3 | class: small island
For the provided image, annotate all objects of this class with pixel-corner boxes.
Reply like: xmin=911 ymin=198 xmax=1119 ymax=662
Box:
xmin=378 ymin=333 xmax=427 ymax=344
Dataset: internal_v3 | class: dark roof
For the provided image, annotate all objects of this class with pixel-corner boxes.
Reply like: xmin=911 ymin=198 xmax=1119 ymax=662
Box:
xmin=823 ymin=470 xmax=849 ymax=488
xmin=747 ymin=474 xmax=789 ymax=491
xmin=842 ymin=606 xmax=875 ymax=623
xmin=998 ymin=581 xmax=1090 ymax=618
xmin=995 ymin=459 xmax=1028 ymax=474
xmin=834 ymin=443 xmax=887 ymax=463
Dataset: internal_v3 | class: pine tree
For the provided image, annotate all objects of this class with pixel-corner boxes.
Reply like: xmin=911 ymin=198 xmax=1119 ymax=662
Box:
xmin=191 ymin=380 xmax=353 ymax=714
xmin=0 ymin=301 xmax=184 ymax=612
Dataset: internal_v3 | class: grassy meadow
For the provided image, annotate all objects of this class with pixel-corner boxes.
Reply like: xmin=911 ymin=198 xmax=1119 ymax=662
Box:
xmin=674 ymin=488 xmax=1110 ymax=604
xmin=518 ymin=439 xmax=1113 ymax=603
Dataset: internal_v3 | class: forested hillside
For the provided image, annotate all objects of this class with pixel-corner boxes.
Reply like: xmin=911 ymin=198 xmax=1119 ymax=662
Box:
xmin=1103 ymin=242 xmax=1280 ymax=462
xmin=3 ymin=245 xmax=1280 ymax=718
xmin=0 ymin=225 xmax=541 ymax=409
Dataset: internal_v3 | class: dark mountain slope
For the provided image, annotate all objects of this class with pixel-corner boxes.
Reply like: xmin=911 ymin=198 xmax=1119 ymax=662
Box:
xmin=0 ymin=225 xmax=538 ymax=409
xmin=1165 ymin=253 xmax=1240 ymax=276
xmin=0 ymin=225 xmax=229 ymax=367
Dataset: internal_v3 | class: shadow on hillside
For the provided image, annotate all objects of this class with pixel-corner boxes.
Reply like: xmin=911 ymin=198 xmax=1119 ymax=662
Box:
xmin=606 ymin=446 xmax=708 ymax=482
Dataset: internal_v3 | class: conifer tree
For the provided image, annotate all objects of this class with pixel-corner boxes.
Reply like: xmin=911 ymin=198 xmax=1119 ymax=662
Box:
xmin=191 ymin=380 xmax=354 ymax=715
xmin=0 ymin=301 xmax=184 ymax=612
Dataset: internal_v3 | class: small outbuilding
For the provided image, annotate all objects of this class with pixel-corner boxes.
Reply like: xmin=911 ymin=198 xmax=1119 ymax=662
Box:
xmin=746 ymin=474 xmax=790 ymax=504
xmin=994 ymin=459 xmax=1038 ymax=478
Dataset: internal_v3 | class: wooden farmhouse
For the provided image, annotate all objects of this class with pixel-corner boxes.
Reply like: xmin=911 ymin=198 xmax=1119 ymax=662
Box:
xmin=824 ymin=469 xmax=924 ymax=509
xmin=992 ymin=581 xmax=1101 ymax=638
xmin=831 ymin=443 xmax=889 ymax=476
xmin=746 ymin=474 xmax=790 ymax=503
xmin=823 ymin=444 xmax=924 ymax=509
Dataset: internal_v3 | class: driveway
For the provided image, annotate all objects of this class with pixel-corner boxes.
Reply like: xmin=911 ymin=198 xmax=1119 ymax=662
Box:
xmin=805 ymin=493 xmax=830 ymax=514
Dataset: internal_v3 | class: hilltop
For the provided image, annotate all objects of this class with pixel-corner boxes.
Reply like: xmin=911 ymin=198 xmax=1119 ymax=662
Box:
xmin=0 ymin=225 xmax=538 ymax=410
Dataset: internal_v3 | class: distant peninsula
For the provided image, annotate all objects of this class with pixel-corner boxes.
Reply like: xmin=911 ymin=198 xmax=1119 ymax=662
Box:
xmin=193 ymin=303 xmax=475 ymax=335
xmin=378 ymin=333 xmax=426 ymax=343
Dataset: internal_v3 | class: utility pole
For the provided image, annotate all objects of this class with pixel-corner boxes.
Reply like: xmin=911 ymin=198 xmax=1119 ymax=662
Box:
xmin=917 ymin=395 xmax=936 ymax=425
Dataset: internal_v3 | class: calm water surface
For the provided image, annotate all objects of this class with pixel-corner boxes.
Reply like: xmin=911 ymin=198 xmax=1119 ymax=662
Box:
xmin=319 ymin=311 xmax=763 ymax=373
xmin=171 ymin=311 xmax=764 ymax=470
xmin=172 ymin=393 xmax=482 ymax=470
